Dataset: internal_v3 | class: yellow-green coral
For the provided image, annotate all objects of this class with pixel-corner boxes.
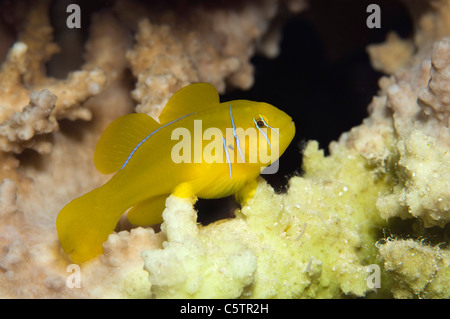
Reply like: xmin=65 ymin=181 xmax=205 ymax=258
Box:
xmin=142 ymin=197 xmax=257 ymax=298
xmin=377 ymin=129 xmax=450 ymax=227
xmin=377 ymin=238 xmax=450 ymax=298
xmin=142 ymin=140 xmax=393 ymax=298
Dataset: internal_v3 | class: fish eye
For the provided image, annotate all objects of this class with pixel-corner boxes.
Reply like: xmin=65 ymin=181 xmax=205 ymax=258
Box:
xmin=254 ymin=115 xmax=268 ymax=128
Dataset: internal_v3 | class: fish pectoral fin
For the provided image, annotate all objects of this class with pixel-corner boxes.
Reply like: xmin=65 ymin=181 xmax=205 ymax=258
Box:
xmin=56 ymin=188 xmax=123 ymax=263
xmin=172 ymin=182 xmax=199 ymax=201
xmin=158 ymin=83 xmax=220 ymax=124
xmin=127 ymin=195 xmax=168 ymax=226
xmin=94 ymin=113 xmax=161 ymax=174
xmin=235 ymin=179 xmax=258 ymax=205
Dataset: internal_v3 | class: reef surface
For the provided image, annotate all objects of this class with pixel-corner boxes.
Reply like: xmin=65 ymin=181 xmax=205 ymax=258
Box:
xmin=0 ymin=0 xmax=448 ymax=298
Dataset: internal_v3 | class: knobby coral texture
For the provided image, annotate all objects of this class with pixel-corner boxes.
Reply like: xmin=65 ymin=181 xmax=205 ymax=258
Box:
xmin=0 ymin=0 xmax=448 ymax=298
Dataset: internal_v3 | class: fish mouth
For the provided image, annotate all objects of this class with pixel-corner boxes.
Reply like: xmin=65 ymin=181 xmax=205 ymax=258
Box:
xmin=282 ymin=120 xmax=296 ymax=142
xmin=273 ymin=118 xmax=292 ymax=131
xmin=282 ymin=120 xmax=295 ymax=134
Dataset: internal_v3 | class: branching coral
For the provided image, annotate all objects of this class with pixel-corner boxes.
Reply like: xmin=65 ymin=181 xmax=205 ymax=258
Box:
xmin=0 ymin=90 xmax=57 ymax=154
xmin=143 ymin=196 xmax=257 ymax=298
xmin=80 ymin=227 xmax=165 ymax=298
xmin=377 ymin=239 xmax=450 ymax=298
xmin=336 ymin=0 xmax=450 ymax=298
xmin=0 ymin=0 xmax=449 ymax=299
xmin=0 ymin=0 xmax=107 ymax=154
xmin=366 ymin=32 xmax=414 ymax=75
xmin=124 ymin=0 xmax=301 ymax=117
xmin=143 ymin=141 xmax=391 ymax=298
xmin=0 ymin=0 xmax=306 ymax=298
xmin=341 ymin=38 xmax=450 ymax=228
xmin=0 ymin=3 xmax=136 ymax=298
xmin=418 ymin=38 xmax=450 ymax=125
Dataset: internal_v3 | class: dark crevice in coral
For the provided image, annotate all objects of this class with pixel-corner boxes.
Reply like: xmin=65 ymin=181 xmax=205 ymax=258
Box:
xmin=380 ymin=217 xmax=449 ymax=248
xmin=199 ymin=0 xmax=414 ymax=227
xmin=46 ymin=0 xmax=259 ymax=80
xmin=221 ymin=0 xmax=413 ymax=194
xmin=46 ymin=0 xmax=107 ymax=79
xmin=196 ymin=196 xmax=238 ymax=226
xmin=0 ymin=0 xmax=27 ymax=63
xmin=15 ymin=147 xmax=47 ymax=172
xmin=58 ymin=117 xmax=96 ymax=142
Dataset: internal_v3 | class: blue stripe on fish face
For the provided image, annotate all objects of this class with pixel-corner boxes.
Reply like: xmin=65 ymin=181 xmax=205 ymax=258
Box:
xmin=254 ymin=118 xmax=272 ymax=150
xmin=222 ymin=136 xmax=232 ymax=179
xmin=120 ymin=112 xmax=196 ymax=170
xmin=255 ymin=114 xmax=279 ymax=135
xmin=229 ymin=103 xmax=245 ymax=163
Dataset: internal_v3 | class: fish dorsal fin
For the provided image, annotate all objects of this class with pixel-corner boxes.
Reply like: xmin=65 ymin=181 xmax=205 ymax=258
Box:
xmin=94 ymin=113 xmax=160 ymax=174
xmin=158 ymin=82 xmax=220 ymax=124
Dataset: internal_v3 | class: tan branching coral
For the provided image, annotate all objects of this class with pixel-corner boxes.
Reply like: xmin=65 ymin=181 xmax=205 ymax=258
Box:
xmin=0 ymin=4 xmax=136 ymax=298
xmin=366 ymin=32 xmax=415 ymax=74
xmin=336 ymin=0 xmax=450 ymax=298
xmin=377 ymin=239 xmax=450 ymax=298
xmin=0 ymin=1 xmax=107 ymax=154
xmin=124 ymin=0 xmax=299 ymax=117
xmin=0 ymin=90 xmax=57 ymax=154
xmin=340 ymin=35 xmax=450 ymax=228
xmin=418 ymin=38 xmax=450 ymax=125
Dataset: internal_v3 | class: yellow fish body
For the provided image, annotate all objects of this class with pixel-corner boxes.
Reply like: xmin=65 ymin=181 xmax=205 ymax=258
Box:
xmin=56 ymin=83 xmax=295 ymax=262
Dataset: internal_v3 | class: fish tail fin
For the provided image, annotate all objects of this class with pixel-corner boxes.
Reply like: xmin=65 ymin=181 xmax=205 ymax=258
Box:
xmin=126 ymin=194 xmax=168 ymax=226
xmin=56 ymin=187 xmax=124 ymax=263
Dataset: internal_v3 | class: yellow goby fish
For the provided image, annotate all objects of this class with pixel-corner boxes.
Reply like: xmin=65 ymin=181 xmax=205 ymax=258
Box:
xmin=56 ymin=83 xmax=295 ymax=262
